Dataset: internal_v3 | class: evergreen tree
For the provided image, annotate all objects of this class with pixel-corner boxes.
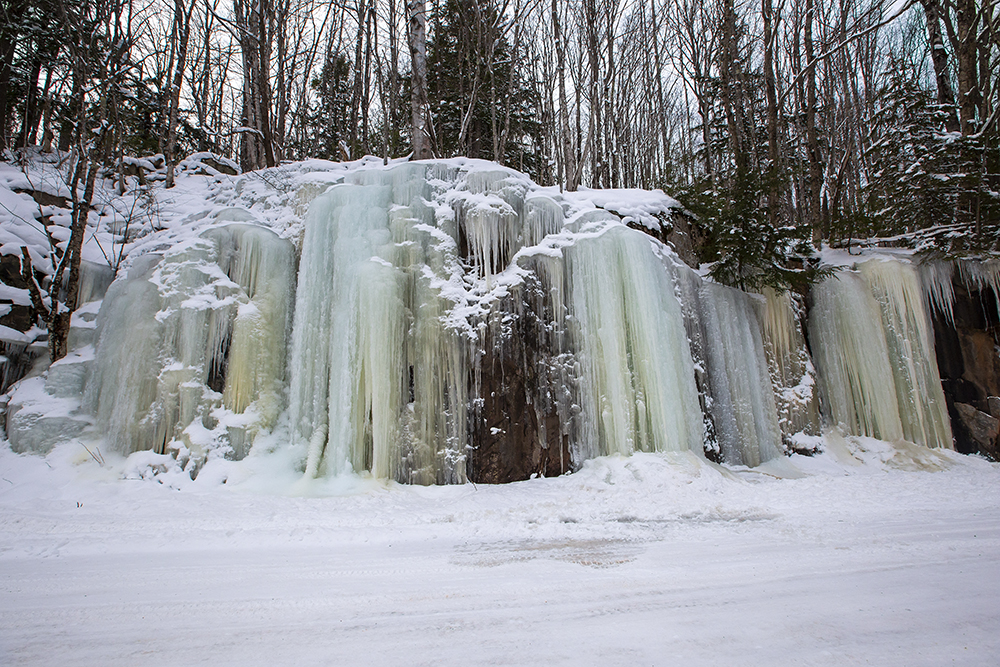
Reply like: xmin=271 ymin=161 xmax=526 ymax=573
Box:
xmin=865 ymin=66 xmax=1000 ymax=254
xmin=426 ymin=0 xmax=545 ymax=179
xmin=308 ymin=47 xmax=353 ymax=161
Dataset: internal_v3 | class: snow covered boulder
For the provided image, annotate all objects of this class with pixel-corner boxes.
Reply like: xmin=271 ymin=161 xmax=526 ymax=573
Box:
xmin=6 ymin=375 xmax=91 ymax=454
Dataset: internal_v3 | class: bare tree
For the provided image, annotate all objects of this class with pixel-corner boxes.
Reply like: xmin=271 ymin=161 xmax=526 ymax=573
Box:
xmin=407 ymin=0 xmax=433 ymax=158
xmin=164 ymin=0 xmax=197 ymax=188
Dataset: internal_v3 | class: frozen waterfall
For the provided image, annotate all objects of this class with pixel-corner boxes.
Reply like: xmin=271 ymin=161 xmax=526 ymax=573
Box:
xmin=18 ymin=160 xmax=965 ymax=482
xmin=85 ymin=220 xmax=296 ymax=459
xmin=809 ymin=260 xmax=952 ymax=449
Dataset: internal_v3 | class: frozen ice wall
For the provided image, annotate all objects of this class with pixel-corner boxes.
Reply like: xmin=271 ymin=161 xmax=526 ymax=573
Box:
xmin=809 ymin=260 xmax=952 ymax=449
xmin=859 ymin=260 xmax=952 ymax=449
xmin=289 ymin=162 xmax=712 ymax=483
xmin=288 ymin=163 xmax=470 ymax=484
xmin=565 ymin=224 xmax=703 ymax=460
xmin=28 ymin=160 xmax=965 ymax=481
xmin=85 ymin=221 xmax=296 ymax=460
xmin=698 ymin=282 xmax=782 ymax=466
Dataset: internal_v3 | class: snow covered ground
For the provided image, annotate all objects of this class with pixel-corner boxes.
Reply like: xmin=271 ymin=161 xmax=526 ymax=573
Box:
xmin=1 ymin=437 xmax=998 ymax=666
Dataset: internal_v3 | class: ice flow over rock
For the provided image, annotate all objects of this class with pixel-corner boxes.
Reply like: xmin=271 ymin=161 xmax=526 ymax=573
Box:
xmin=12 ymin=160 xmax=957 ymax=482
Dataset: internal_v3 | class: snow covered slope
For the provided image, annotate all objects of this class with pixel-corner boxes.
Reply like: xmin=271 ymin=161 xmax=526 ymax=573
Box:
xmin=1 ymin=439 xmax=998 ymax=666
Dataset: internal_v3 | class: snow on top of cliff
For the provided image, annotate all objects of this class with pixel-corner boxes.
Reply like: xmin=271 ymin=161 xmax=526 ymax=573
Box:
xmin=0 ymin=151 xmax=684 ymax=287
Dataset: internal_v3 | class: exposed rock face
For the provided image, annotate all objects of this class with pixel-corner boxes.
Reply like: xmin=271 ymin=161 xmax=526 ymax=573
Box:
xmin=0 ymin=253 xmax=35 ymax=333
xmin=625 ymin=209 xmax=704 ymax=269
xmin=468 ymin=275 xmax=573 ymax=483
xmin=931 ymin=280 xmax=1000 ymax=458
xmin=953 ymin=402 xmax=999 ymax=457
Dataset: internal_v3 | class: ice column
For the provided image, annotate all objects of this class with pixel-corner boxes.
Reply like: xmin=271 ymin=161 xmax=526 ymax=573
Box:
xmin=858 ymin=259 xmax=952 ymax=449
xmin=86 ymin=223 xmax=295 ymax=457
xmin=566 ymin=223 xmax=703 ymax=459
xmin=288 ymin=163 xmax=469 ymax=483
xmin=809 ymin=271 xmax=906 ymax=442
xmin=699 ymin=283 xmax=783 ymax=466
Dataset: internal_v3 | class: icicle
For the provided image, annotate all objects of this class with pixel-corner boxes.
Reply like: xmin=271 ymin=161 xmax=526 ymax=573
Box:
xmin=74 ymin=261 xmax=115 ymax=308
xmin=210 ymin=225 xmax=296 ymax=430
xmin=958 ymin=259 xmax=1000 ymax=316
xmin=809 ymin=270 xmax=907 ymax=442
xmin=809 ymin=271 xmax=905 ymax=441
xmin=919 ymin=261 xmax=956 ymax=326
xmin=523 ymin=195 xmax=564 ymax=249
xmin=858 ymin=259 xmax=953 ymax=449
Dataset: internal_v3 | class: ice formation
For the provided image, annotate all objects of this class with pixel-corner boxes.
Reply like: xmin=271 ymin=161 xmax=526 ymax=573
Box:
xmin=7 ymin=159 xmax=967 ymax=481
xmin=859 ymin=260 xmax=952 ymax=450
xmin=754 ymin=287 xmax=821 ymax=447
xmin=810 ymin=260 xmax=952 ymax=449
xmin=565 ymin=224 xmax=703 ymax=460
xmin=288 ymin=163 xmax=469 ymax=483
xmin=697 ymin=282 xmax=782 ymax=466
xmin=85 ymin=221 xmax=296 ymax=459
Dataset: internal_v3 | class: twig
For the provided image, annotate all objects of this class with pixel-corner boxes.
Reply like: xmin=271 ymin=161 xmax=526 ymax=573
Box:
xmin=80 ymin=442 xmax=106 ymax=466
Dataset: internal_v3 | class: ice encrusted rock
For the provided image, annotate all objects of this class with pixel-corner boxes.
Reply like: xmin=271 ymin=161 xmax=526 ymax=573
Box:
xmin=6 ymin=376 xmax=90 ymax=454
xmin=44 ymin=348 xmax=92 ymax=398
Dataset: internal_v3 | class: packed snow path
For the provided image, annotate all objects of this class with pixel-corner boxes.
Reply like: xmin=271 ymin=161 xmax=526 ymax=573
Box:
xmin=1 ymin=445 xmax=998 ymax=666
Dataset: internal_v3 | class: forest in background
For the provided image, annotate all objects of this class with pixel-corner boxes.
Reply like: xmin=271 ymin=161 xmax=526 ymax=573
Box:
xmin=0 ymin=0 xmax=998 ymax=291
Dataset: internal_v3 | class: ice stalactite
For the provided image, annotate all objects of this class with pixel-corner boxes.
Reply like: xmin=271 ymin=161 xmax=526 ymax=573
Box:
xmin=454 ymin=169 xmax=529 ymax=285
xmin=85 ymin=222 xmax=296 ymax=459
xmin=919 ymin=259 xmax=1000 ymax=327
xmin=920 ymin=261 xmax=956 ymax=326
xmin=957 ymin=259 xmax=1000 ymax=316
xmin=809 ymin=271 xmax=906 ymax=442
xmin=289 ymin=179 xmax=404 ymax=479
xmin=565 ymin=224 xmax=703 ymax=460
xmin=698 ymin=283 xmax=782 ymax=467
xmin=73 ymin=261 xmax=116 ymax=308
xmin=858 ymin=260 xmax=953 ymax=449
xmin=523 ymin=195 xmax=565 ymax=250
xmin=754 ymin=287 xmax=821 ymax=449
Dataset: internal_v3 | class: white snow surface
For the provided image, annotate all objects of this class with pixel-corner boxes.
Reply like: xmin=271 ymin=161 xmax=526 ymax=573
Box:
xmin=1 ymin=438 xmax=998 ymax=666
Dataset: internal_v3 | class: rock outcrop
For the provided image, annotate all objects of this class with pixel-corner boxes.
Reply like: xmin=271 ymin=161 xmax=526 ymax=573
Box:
xmin=931 ymin=280 xmax=1000 ymax=458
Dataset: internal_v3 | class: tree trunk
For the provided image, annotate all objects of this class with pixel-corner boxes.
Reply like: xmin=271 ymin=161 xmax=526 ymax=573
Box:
xmin=553 ymin=0 xmax=574 ymax=189
xmin=804 ymin=0 xmax=824 ymax=240
xmin=762 ymin=0 xmax=780 ymax=225
xmin=0 ymin=0 xmax=24 ymax=151
xmin=164 ymin=0 xmax=195 ymax=189
xmin=920 ymin=0 xmax=959 ymax=131
xmin=955 ymin=0 xmax=980 ymax=134
xmin=407 ymin=0 xmax=433 ymax=159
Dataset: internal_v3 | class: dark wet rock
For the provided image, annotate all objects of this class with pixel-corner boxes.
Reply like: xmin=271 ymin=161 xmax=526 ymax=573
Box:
xmin=468 ymin=273 xmax=574 ymax=483
xmin=954 ymin=403 xmax=999 ymax=458
xmin=931 ymin=279 xmax=1000 ymax=457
